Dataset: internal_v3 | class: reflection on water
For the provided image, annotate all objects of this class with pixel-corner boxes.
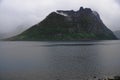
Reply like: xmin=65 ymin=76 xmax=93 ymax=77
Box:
xmin=0 ymin=41 xmax=120 ymax=80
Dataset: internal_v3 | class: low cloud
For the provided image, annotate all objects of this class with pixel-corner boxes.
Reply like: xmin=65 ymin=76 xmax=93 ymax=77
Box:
xmin=0 ymin=0 xmax=120 ymax=34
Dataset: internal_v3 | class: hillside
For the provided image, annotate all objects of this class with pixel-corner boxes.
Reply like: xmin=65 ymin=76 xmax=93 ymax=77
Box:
xmin=8 ymin=7 xmax=117 ymax=41
xmin=114 ymin=30 xmax=120 ymax=39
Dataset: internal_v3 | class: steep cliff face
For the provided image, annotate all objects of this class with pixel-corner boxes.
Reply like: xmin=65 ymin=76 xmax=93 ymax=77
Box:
xmin=9 ymin=7 xmax=117 ymax=40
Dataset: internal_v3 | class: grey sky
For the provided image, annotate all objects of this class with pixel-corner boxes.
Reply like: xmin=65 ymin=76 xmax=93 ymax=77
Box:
xmin=0 ymin=0 xmax=120 ymax=34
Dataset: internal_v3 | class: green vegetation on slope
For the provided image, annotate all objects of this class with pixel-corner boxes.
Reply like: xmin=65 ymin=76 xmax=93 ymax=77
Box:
xmin=8 ymin=9 xmax=117 ymax=41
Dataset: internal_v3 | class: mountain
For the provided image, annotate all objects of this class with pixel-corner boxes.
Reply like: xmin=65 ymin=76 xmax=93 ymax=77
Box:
xmin=8 ymin=7 xmax=117 ymax=41
xmin=114 ymin=30 xmax=120 ymax=39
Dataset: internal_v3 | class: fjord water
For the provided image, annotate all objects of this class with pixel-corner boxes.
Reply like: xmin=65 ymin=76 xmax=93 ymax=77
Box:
xmin=0 ymin=41 xmax=120 ymax=80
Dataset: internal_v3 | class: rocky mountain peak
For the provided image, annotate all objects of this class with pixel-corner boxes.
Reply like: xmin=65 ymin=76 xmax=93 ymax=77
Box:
xmin=57 ymin=7 xmax=93 ymax=17
xmin=79 ymin=7 xmax=92 ymax=13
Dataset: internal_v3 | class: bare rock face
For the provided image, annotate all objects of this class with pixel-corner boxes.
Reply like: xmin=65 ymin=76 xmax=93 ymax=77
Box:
xmin=9 ymin=7 xmax=117 ymax=40
xmin=56 ymin=7 xmax=117 ymax=40
xmin=57 ymin=7 xmax=114 ymax=35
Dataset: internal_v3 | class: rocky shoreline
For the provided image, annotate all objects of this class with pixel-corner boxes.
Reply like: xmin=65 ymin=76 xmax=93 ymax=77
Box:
xmin=92 ymin=76 xmax=120 ymax=80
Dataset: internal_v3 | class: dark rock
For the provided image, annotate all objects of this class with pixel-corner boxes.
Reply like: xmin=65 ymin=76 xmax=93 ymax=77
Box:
xmin=79 ymin=7 xmax=84 ymax=11
xmin=114 ymin=76 xmax=120 ymax=80
xmin=93 ymin=76 xmax=96 ymax=78
xmin=84 ymin=8 xmax=92 ymax=13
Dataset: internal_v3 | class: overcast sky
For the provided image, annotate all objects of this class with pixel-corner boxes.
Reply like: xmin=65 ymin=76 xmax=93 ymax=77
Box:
xmin=0 ymin=0 xmax=120 ymax=34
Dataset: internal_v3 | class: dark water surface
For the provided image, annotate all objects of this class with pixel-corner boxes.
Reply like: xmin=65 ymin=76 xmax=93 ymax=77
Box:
xmin=0 ymin=41 xmax=120 ymax=80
